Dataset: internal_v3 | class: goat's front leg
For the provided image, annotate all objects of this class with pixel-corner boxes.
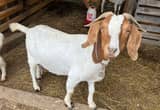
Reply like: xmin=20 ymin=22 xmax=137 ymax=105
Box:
xmin=0 ymin=59 xmax=6 ymax=81
xmin=88 ymin=81 xmax=96 ymax=110
xmin=29 ymin=62 xmax=40 ymax=91
xmin=64 ymin=77 xmax=79 ymax=109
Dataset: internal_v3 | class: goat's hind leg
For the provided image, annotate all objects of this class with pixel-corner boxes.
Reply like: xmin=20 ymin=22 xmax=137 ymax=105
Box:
xmin=29 ymin=62 xmax=40 ymax=91
xmin=28 ymin=54 xmax=40 ymax=91
xmin=0 ymin=57 xmax=6 ymax=81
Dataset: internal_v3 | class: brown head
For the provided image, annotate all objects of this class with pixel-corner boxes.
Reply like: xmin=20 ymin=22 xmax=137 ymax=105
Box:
xmin=82 ymin=12 xmax=145 ymax=63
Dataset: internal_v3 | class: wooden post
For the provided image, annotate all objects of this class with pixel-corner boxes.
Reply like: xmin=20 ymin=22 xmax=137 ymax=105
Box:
xmin=123 ymin=0 xmax=137 ymax=14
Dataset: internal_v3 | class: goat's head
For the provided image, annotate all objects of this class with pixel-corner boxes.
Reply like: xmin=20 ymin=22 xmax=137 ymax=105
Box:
xmin=82 ymin=12 xmax=145 ymax=63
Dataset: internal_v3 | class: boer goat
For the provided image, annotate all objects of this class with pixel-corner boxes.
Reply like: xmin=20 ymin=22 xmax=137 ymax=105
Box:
xmin=9 ymin=12 xmax=144 ymax=110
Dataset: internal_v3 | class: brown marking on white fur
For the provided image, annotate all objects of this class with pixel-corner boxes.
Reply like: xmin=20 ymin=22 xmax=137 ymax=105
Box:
xmin=82 ymin=21 xmax=101 ymax=48
xmin=83 ymin=13 xmax=142 ymax=63
xmin=92 ymin=16 xmax=112 ymax=63
xmin=100 ymin=16 xmax=112 ymax=60
xmin=82 ymin=15 xmax=112 ymax=63
xmin=127 ymin=24 xmax=142 ymax=61
xmin=119 ymin=17 xmax=132 ymax=51
xmin=119 ymin=16 xmax=142 ymax=61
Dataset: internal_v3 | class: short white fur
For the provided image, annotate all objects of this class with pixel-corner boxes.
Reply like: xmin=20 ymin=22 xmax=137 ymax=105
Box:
xmin=108 ymin=14 xmax=124 ymax=57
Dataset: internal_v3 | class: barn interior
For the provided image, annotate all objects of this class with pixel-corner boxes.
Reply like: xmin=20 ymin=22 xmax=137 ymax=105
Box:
xmin=0 ymin=0 xmax=160 ymax=110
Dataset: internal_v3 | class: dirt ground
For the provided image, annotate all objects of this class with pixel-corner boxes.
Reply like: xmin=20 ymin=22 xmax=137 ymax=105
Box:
xmin=0 ymin=1 xmax=160 ymax=110
xmin=0 ymin=99 xmax=41 ymax=110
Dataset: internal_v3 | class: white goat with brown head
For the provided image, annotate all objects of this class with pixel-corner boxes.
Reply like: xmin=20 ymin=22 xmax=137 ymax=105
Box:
xmin=9 ymin=12 xmax=144 ymax=110
xmin=83 ymin=12 xmax=145 ymax=62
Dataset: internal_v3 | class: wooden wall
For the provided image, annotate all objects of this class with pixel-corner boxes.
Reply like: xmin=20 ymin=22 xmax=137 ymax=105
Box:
xmin=123 ymin=0 xmax=137 ymax=14
xmin=134 ymin=0 xmax=160 ymax=46
xmin=0 ymin=0 xmax=53 ymax=32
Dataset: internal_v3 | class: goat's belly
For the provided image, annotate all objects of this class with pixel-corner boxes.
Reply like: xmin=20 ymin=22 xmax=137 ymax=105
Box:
xmin=38 ymin=59 xmax=70 ymax=76
xmin=41 ymin=62 xmax=69 ymax=75
xmin=31 ymin=52 xmax=71 ymax=76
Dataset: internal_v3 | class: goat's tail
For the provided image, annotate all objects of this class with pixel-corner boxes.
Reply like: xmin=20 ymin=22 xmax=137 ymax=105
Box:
xmin=9 ymin=23 xmax=29 ymax=33
xmin=0 ymin=33 xmax=4 ymax=50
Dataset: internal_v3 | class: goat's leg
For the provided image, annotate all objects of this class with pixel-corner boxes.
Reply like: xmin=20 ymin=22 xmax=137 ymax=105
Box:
xmin=88 ymin=81 xmax=96 ymax=110
xmin=64 ymin=77 xmax=79 ymax=109
xmin=36 ymin=65 xmax=43 ymax=80
xmin=0 ymin=61 xmax=6 ymax=81
xmin=29 ymin=62 xmax=40 ymax=91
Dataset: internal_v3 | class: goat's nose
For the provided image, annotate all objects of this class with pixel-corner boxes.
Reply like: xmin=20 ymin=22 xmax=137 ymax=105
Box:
xmin=108 ymin=48 xmax=117 ymax=58
xmin=109 ymin=48 xmax=117 ymax=54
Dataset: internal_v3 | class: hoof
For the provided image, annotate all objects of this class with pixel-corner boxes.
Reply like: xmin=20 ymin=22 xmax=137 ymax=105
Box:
xmin=71 ymin=102 xmax=74 ymax=108
xmin=68 ymin=107 xmax=73 ymax=110
xmin=36 ymin=77 xmax=42 ymax=80
xmin=1 ymin=79 xmax=5 ymax=82
xmin=1 ymin=77 xmax=6 ymax=82
xmin=91 ymin=107 xmax=97 ymax=110
xmin=35 ymin=89 xmax=40 ymax=92
xmin=34 ymin=86 xmax=40 ymax=92
xmin=64 ymin=102 xmax=74 ymax=109
xmin=89 ymin=103 xmax=97 ymax=110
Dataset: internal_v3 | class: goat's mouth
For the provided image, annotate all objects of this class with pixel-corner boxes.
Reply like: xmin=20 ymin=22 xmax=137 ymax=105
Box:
xmin=108 ymin=48 xmax=117 ymax=59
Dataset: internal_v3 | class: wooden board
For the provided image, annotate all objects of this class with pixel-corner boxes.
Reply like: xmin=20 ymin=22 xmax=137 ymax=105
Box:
xmin=0 ymin=0 xmax=53 ymax=32
xmin=0 ymin=3 xmax=23 ymax=20
xmin=25 ymin=0 xmax=41 ymax=6
xmin=136 ymin=6 xmax=160 ymax=17
xmin=139 ymin=0 xmax=160 ymax=8
xmin=123 ymin=0 xmax=137 ymax=14
xmin=0 ymin=0 xmax=16 ymax=7
xmin=141 ymin=24 xmax=160 ymax=34
xmin=134 ymin=0 xmax=160 ymax=45
xmin=135 ymin=14 xmax=160 ymax=26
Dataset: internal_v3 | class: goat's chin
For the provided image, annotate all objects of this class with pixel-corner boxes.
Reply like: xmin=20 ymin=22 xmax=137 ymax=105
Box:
xmin=130 ymin=53 xmax=138 ymax=61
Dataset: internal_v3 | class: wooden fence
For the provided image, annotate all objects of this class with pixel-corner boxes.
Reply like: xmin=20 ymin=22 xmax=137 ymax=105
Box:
xmin=0 ymin=0 xmax=53 ymax=32
xmin=134 ymin=0 xmax=160 ymax=46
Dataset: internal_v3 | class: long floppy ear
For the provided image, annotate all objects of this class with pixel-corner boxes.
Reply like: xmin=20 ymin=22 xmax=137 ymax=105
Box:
xmin=82 ymin=21 xmax=101 ymax=48
xmin=82 ymin=12 xmax=113 ymax=48
xmin=84 ymin=11 xmax=113 ymax=27
xmin=127 ymin=24 xmax=142 ymax=61
xmin=92 ymin=30 xmax=104 ymax=63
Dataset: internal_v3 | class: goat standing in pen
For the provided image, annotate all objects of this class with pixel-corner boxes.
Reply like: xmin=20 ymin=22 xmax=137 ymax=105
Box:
xmin=101 ymin=0 xmax=125 ymax=14
xmin=9 ymin=12 xmax=145 ymax=110
xmin=0 ymin=33 xmax=6 ymax=81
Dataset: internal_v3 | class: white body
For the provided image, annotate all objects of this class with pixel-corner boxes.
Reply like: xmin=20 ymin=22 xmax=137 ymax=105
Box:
xmin=9 ymin=16 xmax=124 ymax=108
xmin=26 ymin=25 xmax=106 ymax=81
xmin=0 ymin=33 xmax=6 ymax=81
xmin=9 ymin=24 xmax=109 ymax=109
